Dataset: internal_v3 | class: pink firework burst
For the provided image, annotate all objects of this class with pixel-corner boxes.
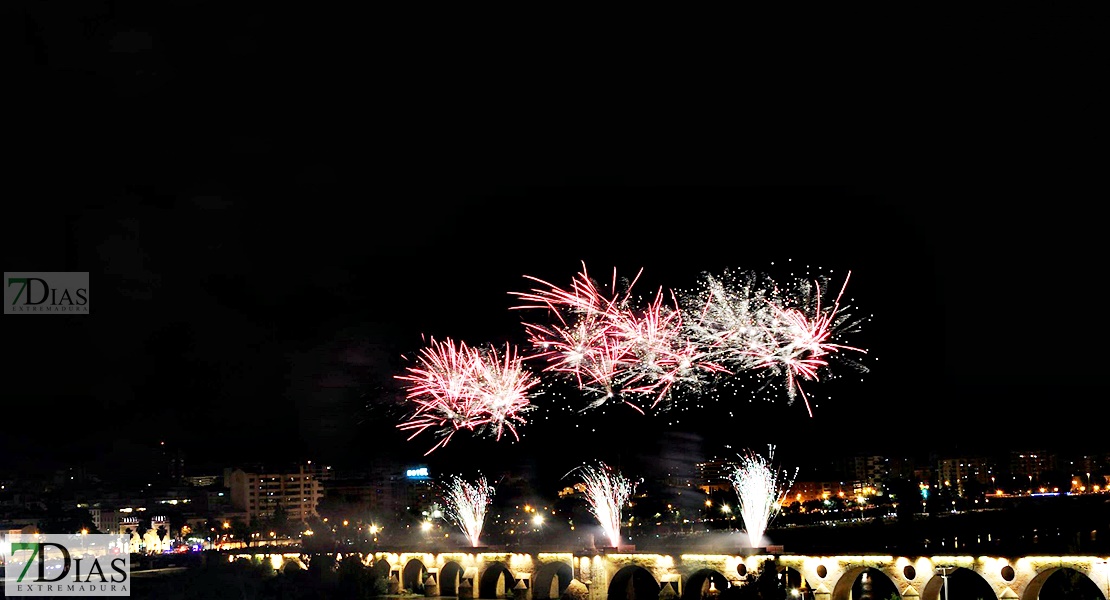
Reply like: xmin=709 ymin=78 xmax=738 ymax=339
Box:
xmin=396 ymin=336 xmax=539 ymax=454
xmin=470 ymin=343 xmax=541 ymax=443
xmin=395 ymin=336 xmax=482 ymax=451
xmin=511 ymin=263 xmax=636 ymax=406
xmin=512 ymin=263 xmax=722 ymax=413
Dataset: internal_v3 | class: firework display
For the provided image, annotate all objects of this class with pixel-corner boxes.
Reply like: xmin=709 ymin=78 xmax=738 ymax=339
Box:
xmin=513 ymin=262 xmax=867 ymax=416
xmin=394 ymin=261 xmax=869 ymax=453
xmin=440 ymin=474 xmax=495 ymax=547
xmin=729 ymin=445 xmax=797 ymax=548
xmin=396 ymin=337 xmax=539 ymax=455
xmin=568 ymin=461 xmax=638 ymax=548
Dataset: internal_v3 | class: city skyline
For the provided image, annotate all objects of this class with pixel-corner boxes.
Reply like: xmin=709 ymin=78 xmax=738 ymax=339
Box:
xmin=4 ymin=425 xmax=1106 ymax=497
xmin=6 ymin=432 xmax=1097 ymax=494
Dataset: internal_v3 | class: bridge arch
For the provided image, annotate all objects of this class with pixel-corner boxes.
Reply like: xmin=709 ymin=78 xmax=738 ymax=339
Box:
xmin=838 ymin=566 xmax=898 ymax=600
xmin=609 ymin=564 xmax=661 ymax=600
xmin=278 ymin=555 xmax=307 ymax=571
xmin=403 ymin=557 xmax=429 ymax=593
xmin=534 ymin=560 xmax=575 ymax=600
xmin=440 ymin=560 xmax=465 ymax=596
xmin=479 ymin=560 xmax=516 ymax=599
xmin=370 ymin=557 xmax=391 ymax=581
xmin=921 ymin=566 xmax=995 ymax=600
xmin=682 ymin=568 xmax=730 ymax=600
xmin=781 ymin=565 xmax=812 ymax=597
xmin=1023 ymin=566 xmax=1103 ymax=600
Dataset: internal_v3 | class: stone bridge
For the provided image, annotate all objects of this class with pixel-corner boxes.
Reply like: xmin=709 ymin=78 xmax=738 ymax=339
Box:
xmin=347 ymin=550 xmax=1110 ymax=600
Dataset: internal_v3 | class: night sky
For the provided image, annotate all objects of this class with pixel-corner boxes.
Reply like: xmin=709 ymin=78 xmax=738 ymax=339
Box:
xmin=6 ymin=7 xmax=1104 ymax=483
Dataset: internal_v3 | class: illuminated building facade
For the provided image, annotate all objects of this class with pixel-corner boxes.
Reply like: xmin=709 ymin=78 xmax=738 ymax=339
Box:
xmin=695 ymin=457 xmax=737 ymax=494
xmin=228 ymin=463 xmax=327 ymax=522
xmin=936 ymin=456 xmax=996 ymax=498
xmin=1009 ymin=450 xmax=1056 ymax=484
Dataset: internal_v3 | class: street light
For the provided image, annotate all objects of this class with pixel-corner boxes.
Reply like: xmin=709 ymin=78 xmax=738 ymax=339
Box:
xmin=935 ymin=566 xmax=955 ymax=600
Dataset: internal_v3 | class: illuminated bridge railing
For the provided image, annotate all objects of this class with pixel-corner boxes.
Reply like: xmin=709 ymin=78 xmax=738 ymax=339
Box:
xmin=222 ymin=548 xmax=1110 ymax=600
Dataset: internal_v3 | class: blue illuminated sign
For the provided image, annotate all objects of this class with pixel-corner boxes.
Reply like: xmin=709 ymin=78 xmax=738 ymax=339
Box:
xmin=406 ymin=467 xmax=430 ymax=480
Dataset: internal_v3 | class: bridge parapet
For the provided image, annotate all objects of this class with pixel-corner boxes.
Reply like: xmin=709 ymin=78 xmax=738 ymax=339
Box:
xmin=228 ymin=549 xmax=1110 ymax=600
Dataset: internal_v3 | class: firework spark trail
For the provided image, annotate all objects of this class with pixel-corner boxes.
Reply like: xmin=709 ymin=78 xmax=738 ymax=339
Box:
xmin=568 ymin=461 xmax=638 ymax=548
xmin=441 ymin=474 xmax=495 ymax=547
xmin=512 ymin=262 xmax=640 ymax=318
xmin=575 ymin=334 xmax=625 ymax=409
xmin=728 ymin=445 xmax=797 ymax=549
xmin=396 ymin=337 xmax=540 ymax=455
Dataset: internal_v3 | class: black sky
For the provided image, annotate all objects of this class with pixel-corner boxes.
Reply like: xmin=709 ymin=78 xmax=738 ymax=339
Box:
xmin=5 ymin=7 xmax=1106 ymax=481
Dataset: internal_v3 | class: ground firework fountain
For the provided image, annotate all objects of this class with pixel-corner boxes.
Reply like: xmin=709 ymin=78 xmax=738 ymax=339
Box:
xmin=569 ymin=461 xmax=638 ymax=548
xmin=729 ymin=445 xmax=797 ymax=549
xmin=441 ymin=474 xmax=495 ymax=547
